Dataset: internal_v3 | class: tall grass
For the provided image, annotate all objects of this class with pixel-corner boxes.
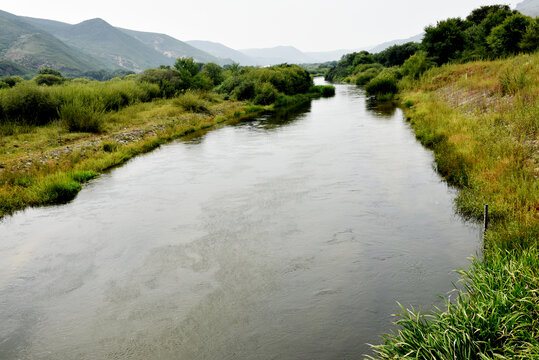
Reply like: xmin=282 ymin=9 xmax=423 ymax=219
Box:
xmin=372 ymin=52 xmax=539 ymax=359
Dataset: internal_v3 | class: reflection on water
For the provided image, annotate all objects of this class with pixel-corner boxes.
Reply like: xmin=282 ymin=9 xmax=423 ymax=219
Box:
xmin=365 ymin=97 xmax=398 ymax=118
xmin=233 ymin=102 xmax=312 ymax=131
xmin=0 ymin=80 xmax=480 ymax=359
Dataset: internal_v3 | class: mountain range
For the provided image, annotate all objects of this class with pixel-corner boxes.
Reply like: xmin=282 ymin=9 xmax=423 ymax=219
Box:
xmin=0 ymin=0 xmax=536 ymax=77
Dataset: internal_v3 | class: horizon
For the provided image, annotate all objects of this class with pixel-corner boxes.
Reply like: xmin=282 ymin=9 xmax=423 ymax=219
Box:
xmin=1 ymin=0 xmax=521 ymax=53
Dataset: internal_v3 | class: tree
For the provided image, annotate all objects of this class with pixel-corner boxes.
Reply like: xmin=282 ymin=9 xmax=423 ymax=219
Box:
xmin=487 ymin=14 xmax=531 ymax=57
xmin=201 ymin=63 xmax=224 ymax=86
xmin=401 ymin=51 xmax=435 ymax=79
xmin=422 ymin=18 xmax=467 ymax=65
xmin=374 ymin=42 xmax=420 ymax=67
xmin=519 ymin=18 xmax=539 ymax=53
xmin=38 ymin=68 xmax=62 ymax=77
xmin=174 ymin=57 xmax=200 ymax=77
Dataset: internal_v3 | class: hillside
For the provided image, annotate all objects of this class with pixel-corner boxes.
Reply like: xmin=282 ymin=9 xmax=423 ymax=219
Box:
xmin=119 ymin=29 xmax=230 ymax=65
xmin=240 ymin=45 xmax=316 ymax=65
xmin=187 ymin=40 xmax=255 ymax=65
xmin=0 ymin=10 xmax=106 ymax=74
xmin=516 ymin=0 xmax=539 ymax=16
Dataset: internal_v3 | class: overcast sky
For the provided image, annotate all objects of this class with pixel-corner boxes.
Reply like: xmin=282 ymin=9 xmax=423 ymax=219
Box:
xmin=3 ymin=0 xmax=520 ymax=52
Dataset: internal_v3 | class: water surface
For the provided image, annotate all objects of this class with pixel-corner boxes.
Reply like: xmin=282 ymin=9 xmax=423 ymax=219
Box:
xmin=0 ymin=81 xmax=479 ymax=359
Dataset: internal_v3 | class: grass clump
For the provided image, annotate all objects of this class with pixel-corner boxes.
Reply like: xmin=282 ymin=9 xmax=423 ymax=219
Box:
xmin=308 ymin=85 xmax=336 ymax=97
xmin=371 ymin=248 xmax=539 ymax=359
xmin=1 ymin=82 xmax=58 ymax=125
xmin=365 ymin=71 xmax=399 ymax=99
xmin=59 ymin=99 xmax=105 ymax=133
xmin=173 ymin=91 xmax=210 ymax=113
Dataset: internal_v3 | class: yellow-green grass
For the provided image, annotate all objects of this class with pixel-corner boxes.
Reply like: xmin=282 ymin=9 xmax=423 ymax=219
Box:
xmin=0 ymin=92 xmax=257 ymax=218
xmin=372 ymin=53 xmax=538 ymax=359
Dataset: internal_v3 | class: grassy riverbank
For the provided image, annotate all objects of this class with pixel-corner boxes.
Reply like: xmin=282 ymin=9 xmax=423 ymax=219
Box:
xmin=371 ymin=53 xmax=538 ymax=359
xmin=0 ymin=62 xmax=334 ymax=218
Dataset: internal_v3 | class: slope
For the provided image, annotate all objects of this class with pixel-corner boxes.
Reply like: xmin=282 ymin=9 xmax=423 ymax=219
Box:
xmin=187 ymin=40 xmax=255 ymax=65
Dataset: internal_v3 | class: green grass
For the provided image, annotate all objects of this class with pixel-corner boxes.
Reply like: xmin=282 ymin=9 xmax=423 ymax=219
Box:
xmin=371 ymin=52 xmax=539 ymax=359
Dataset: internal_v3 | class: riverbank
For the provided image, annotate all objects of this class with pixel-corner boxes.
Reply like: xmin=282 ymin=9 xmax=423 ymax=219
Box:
xmin=371 ymin=53 xmax=538 ymax=358
xmin=0 ymin=94 xmax=267 ymax=218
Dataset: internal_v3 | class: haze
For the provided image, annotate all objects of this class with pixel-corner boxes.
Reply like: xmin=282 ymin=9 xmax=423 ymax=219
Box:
xmin=2 ymin=0 xmax=520 ymax=51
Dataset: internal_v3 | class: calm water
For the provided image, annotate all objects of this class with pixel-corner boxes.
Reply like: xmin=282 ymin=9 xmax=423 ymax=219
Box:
xmin=0 ymin=81 xmax=480 ymax=359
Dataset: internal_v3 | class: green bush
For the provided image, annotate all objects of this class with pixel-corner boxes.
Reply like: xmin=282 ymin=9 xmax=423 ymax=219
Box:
xmin=0 ymin=76 xmax=24 ymax=88
xmin=174 ymin=91 xmax=209 ymax=112
xmin=34 ymin=74 xmax=64 ymax=86
xmin=254 ymin=82 xmax=278 ymax=105
xmin=365 ymin=72 xmax=399 ymax=97
xmin=234 ymin=79 xmax=256 ymax=100
xmin=355 ymin=67 xmax=382 ymax=85
xmin=139 ymin=68 xmax=190 ymax=97
xmin=59 ymin=99 xmax=104 ymax=133
xmin=308 ymin=85 xmax=335 ymax=97
xmin=401 ymin=51 xmax=435 ymax=79
xmin=1 ymin=82 xmax=59 ymax=125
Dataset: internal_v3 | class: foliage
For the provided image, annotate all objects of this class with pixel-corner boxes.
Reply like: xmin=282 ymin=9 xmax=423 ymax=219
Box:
xmin=519 ymin=18 xmax=539 ymax=53
xmin=34 ymin=74 xmax=64 ymax=86
xmin=174 ymin=57 xmax=200 ymax=77
xmin=423 ymin=18 xmax=467 ymax=65
xmin=253 ymin=82 xmax=278 ymax=105
xmin=0 ymin=82 xmax=58 ymax=125
xmin=173 ymin=91 xmax=209 ymax=112
xmin=38 ymin=68 xmax=62 ymax=77
xmin=374 ymin=42 xmax=420 ymax=67
xmin=365 ymin=71 xmax=398 ymax=97
xmin=487 ymin=14 xmax=532 ymax=57
xmin=59 ymin=99 xmax=104 ymax=133
xmin=138 ymin=67 xmax=190 ymax=97
xmin=400 ymin=51 xmax=435 ymax=79
xmin=0 ymin=76 xmax=24 ymax=88
xmin=201 ymin=62 xmax=224 ymax=86
xmin=307 ymin=85 xmax=336 ymax=97
xmin=325 ymin=51 xmax=376 ymax=82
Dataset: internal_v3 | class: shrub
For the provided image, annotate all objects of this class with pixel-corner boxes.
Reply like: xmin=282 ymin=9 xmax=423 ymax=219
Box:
xmin=1 ymin=82 xmax=59 ymax=125
xmin=488 ymin=14 xmax=532 ymax=57
xmin=365 ymin=71 xmax=399 ymax=97
xmin=139 ymin=68 xmax=190 ymax=97
xmin=174 ymin=91 xmax=209 ymax=112
xmin=308 ymin=85 xmax=336 ymax=97
xmin=234 ymin=79 xmax=256 ymax=100
xmin=38 ymin=68 xmax=62 ymax=77
xmin=401 ymin=51 xmax=435 ymax=79
xmin=355 ymin=67 xmax=382 ymax=85
xmin=59 ymin=99 xmax=104 ymax=133
xmin=34 ymin=74 xmax=64 ymax=86
xmin=254 ymin=82 xmax=278 ymax=105
xmin=0 ymin=76 xmax=24 ymax=88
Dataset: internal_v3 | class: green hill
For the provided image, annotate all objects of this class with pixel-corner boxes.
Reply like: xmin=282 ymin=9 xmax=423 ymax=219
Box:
xmin=0 ymin=10 xmax=107 ymax=75
xmin=119 ymin=29 xmax=230 ymax=65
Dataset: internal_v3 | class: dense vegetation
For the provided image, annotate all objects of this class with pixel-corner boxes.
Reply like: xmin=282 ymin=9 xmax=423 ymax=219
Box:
xmin=371 ymin=51 xmax=538 ymax=360
xmin=322 ymin=4 xmax=539 ymax=359
xmin=325 ymin=5 xmax=538 ymax=100
xmin=321 ymin=4 xmax=539 ymax=359
xmin=0 ymin=60 xmax=333 ymax=217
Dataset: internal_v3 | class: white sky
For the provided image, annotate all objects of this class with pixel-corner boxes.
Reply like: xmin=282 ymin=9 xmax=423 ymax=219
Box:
xmin=2 ymin=0 xmax=520 ymax=52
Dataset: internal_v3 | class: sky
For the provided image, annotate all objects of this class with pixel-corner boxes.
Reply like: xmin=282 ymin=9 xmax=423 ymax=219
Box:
xmin=2 ymin=0 xmax=521 ymax=52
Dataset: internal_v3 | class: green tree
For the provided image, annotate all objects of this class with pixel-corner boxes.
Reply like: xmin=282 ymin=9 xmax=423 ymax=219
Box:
xmin=401 ymin=51 xmax=435 ymax=79
xmin=422 ymin=18 xmax=467 ymax=65
xmin=38 ymin=68 xmax=62 ymax=77
xmin=374 ymin=42 xmax=420 ymax=67
xmin=201 ymin=63 xmax=224 ymax=86
xmin=519 ymin=18 xmax=539 ymax=53
xmin=174 ymin=58 xmax=200 ymax=77
xmin=487 ymin=14 xmax=532 ymax=57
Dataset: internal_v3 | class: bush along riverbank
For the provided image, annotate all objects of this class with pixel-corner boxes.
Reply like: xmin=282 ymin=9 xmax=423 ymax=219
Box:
xmin=0 ymin=62 xmax=335 ymax=218
xmin=369 ymin=53 xmax=538 ymax=359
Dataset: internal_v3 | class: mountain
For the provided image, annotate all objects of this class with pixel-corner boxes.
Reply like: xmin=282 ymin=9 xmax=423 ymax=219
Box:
xmin=239 ymin=46 xmax=316 ymax=66
xmin=187 ymin=40 xmax=256 ymax=65
xmin=0 ymin=10 xmax=106 ymax=74
xmin=304 ymin=49 xmax=356 ymax=63
xmin=367 ymin=33 xmax=424 ymax=54
xmin=120 ymin=30 xmax=231 ymax=65
xmin=23 ymin=17 xmax=171 ymax=72
xmin=516 ymin=0 xmax=539 ymax=16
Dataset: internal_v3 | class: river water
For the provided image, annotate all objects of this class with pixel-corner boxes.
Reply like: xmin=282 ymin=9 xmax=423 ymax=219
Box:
xmin=0 ymin=81 xmax=480 ymax=359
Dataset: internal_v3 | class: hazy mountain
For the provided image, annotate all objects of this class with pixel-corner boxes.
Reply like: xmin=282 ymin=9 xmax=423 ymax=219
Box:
xmin=304 ymin=49 xmax=357 ymax=63
xmin=23 ymin=17 xmax=173 ymax=72
xmin=187 ymin=40 xmax=255 ymax=65
xmin=0 ymin=10 xmax=106 ymax=74
xmin=516 ymin=0 xmax=539 ymax=16
xmin=367 ymin=33 xmax=424 ymax=54
xmin=120 ymin=30 xmax=230 ymax=65
xmin=239 ymin=46 xmax=316 ymax=66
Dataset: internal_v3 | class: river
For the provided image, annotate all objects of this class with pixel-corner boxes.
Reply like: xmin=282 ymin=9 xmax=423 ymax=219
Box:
xmin=0 ymin=80 xmax=480 ymax=359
